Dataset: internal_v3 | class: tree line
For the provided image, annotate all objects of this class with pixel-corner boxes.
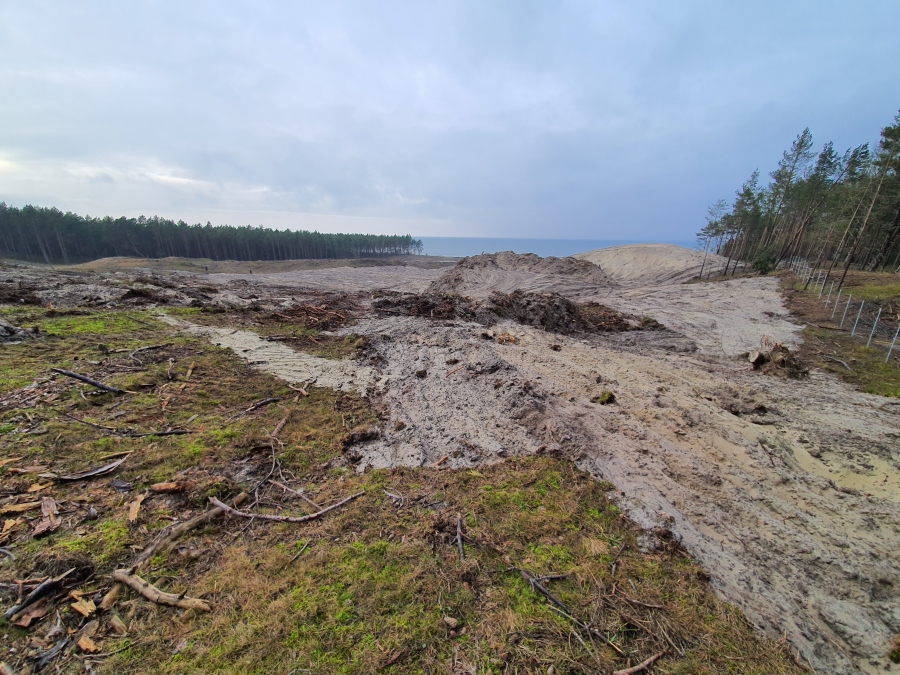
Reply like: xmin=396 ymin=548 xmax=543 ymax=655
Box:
xmin=698 ymin=112 xmax=900 ymax=287
xmin=0 ymin=203 xmax=424 ymax=263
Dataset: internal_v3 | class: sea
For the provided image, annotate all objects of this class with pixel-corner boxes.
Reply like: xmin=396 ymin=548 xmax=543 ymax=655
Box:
xmin=416 ymin=237 xmax=699 ymax=258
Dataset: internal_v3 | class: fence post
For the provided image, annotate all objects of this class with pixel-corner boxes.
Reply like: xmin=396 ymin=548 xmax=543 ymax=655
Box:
xmin=867 ymin=307 xmax=882 ymax=348
xmin=831 ymin=288 xmax=842 ymax=317
xmin=851 ymin=301 xmax=865 ymax=337
xmin=825 ymin=280 xmax=835 ymax=305
xmin=888 ymin=323 xmax=900 ymax=364
xmin=840 ymin=295 xmax=852 ymax=327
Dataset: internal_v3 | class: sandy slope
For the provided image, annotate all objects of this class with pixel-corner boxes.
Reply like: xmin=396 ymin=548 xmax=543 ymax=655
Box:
xmin=575 ymin=243 xmax=731 ymax=286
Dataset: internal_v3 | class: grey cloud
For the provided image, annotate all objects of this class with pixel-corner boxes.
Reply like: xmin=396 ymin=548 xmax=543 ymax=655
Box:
xmin=1 ymin=1 xmax=897 ymax=238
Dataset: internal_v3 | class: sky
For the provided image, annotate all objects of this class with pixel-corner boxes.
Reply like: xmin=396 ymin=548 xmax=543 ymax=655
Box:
xmin=0 ymin=1 xmax=898 ymax=241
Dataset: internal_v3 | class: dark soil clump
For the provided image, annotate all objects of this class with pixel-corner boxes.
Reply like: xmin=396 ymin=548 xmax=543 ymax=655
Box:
xmin=374 ymin=289 xmax=649 ymax=335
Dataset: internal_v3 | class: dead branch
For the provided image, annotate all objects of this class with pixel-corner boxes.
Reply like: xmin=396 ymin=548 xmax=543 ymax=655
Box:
xmin=58 ymin=455 xmax=130 ymax=481
xmin=210 ymin=490 xmax=363 ymax=524
xmin=245 ymin=397 xmax=282 ymax=413
xmin=821 ymin=355 xmax=856 ymax=373
xmin=112 ymin=570 xmax=210 ymax=612
xmin=50 ymin=368 xmax=126 ymax=394
xmin=100 ymin=492 xmax=249 ymax=610
xmin=612 ymin=650 xmax=667 ymax=675
xmin=271 ymin=415 xmax=289 ymax=438
xmin=456 ymin=514 xmax=465 ymax=561
xmin=286 ymin=383 xmax=309 ymax=397
xmin=271 ymin=480 xmax=321 ymax=509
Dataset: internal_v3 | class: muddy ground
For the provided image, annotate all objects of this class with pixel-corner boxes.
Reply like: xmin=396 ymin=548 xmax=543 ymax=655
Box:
xmin=2 ymin=254 xmax=899 ymax=673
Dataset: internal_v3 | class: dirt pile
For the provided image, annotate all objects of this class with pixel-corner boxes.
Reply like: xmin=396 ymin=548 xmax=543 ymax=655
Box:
xmin=374 ymin=290 xmax=640 ymax=335
xmin=574 ymin=243 xmax=732 ymax=286
xmin=429 ymin=251 xmax=618 ymax=298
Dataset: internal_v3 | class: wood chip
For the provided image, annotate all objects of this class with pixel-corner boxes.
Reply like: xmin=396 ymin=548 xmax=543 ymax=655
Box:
xmin=32 ymin=496 xmax=60 ymax=537
xmin=71 ymin=598 xmax=96 ymax=617
xmin=28 ymin=482 xmax=54 ymax=493
xmin=128 ymin=493 xmax=148 ymax=523
xmin=77 ymin=635 xmax=100 ymax=653
xmin=0 ymin=457 xmax=23 ymax=467
xmin=109 ymin=613 xmax=128 ymax=635
xmin=150 ymin=481 xmax=192 ymax=494
xmin=0 ymin=502 xmax=41 ymax=515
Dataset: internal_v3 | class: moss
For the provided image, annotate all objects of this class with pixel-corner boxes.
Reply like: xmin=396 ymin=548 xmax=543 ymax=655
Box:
xmin=592 ymin=390 xmax=616 ymax=404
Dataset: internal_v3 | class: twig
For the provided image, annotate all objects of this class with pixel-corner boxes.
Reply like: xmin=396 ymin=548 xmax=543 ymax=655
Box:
xmin=446 ymin=365 xmax=465 ymax=377
xmin=621 ymin=596 xmax=665 ymax=610
xmin=50 ymin=368 xmax=126 ymax=394
xmin=284 ymin=540 xmax=311 ymax=567
xmin=112 ymin=570 xmax=210 ymax=612
xmin=758 ymin=440 xmax=776 ymax=467
xmin=270 ymin=415 xmax=290 ymax=438
xmin=286 ymin=383 xmax=309 ymax=397
xmin=210 ymin=491 xmax=364 ymax=524
xmin=610 ymin=542 xmax=627 ymax=577
xmin=456 ymin=514 xmax=465 ymax=561
xmin=517 ymin=568 xmax=624 ymax=655
xmin=245 ymin=397 xmax=282 ymax=413
xmin=821 ymin=355 xmax=856 ymax=374
xmin=272 ymin=480 xmax=321 ymax=509
xmin=612 ymin=650 xmax=667 ymax=675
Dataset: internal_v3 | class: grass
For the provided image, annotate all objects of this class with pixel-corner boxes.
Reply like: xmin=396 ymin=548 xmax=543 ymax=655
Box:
xmin=779 ymin=270 xmax=900 ymax=397
xmin=0 ymin=306 xmax=805 ymax=674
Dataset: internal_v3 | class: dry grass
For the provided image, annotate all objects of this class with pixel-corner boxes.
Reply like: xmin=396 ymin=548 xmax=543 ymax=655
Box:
xmin=0 ymin=306 xmax=805 ymax=674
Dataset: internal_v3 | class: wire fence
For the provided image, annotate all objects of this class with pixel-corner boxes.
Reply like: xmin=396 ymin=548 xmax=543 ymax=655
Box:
xmin=785 ymin=257 xmax=900 ymax=365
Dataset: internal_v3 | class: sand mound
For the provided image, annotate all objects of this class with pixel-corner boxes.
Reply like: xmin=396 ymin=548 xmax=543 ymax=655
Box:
xmin=429 ymin=251 xmax=617 ymax=299
xmin=574 ymin=243 xmax=730 ymax=286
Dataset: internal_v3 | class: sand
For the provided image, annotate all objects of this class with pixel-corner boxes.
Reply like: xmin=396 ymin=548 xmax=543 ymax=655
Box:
xmin=575 ymin=243 xmax=732 ymax=286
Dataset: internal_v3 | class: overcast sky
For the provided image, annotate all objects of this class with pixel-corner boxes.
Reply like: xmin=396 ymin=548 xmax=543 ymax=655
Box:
xmin=1 ymin=1 xmax=897 ymax=240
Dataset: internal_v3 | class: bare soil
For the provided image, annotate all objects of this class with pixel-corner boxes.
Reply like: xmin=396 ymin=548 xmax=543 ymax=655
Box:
xmin=3 ymin=250 xmax=899 ymax=673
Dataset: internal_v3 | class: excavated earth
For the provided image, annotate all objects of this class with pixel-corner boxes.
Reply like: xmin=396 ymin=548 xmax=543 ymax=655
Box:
xmin=3 ymin=252 xmax=899 ymax=673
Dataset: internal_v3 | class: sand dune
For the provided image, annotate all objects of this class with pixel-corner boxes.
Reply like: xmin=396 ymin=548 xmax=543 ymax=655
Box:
xmin=575 ymin=243 xmax=731 ymax=286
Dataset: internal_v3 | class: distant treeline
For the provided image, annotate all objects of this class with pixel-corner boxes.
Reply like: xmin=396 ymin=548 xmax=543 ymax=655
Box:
xmin=699 ymin=111 xmax=900 ymax=285
xmin=0 ymin=203 xmax=424 ymax=263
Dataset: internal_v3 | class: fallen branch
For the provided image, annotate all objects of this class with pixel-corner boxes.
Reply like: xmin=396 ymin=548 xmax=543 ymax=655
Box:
xmin=271 ymin=415 xmax=290 ymax=438
xmin=821 ymin=355 xmax=855 ymax=374
xmin=286 ymin=383 xmax=309 ymax=397
xmin=50 ymin=368 xmax=126 ymax=394
xmin=456 ymin=514 xmax=465 ymax=561
xmin=612 ymin=650 xmax=667 ymax=675
xmin=4 ymin=568 xmax=75 ymax=620
xmin=100 ymin=492 xmax=249 ymax=610
xmin=210 ymin=490 xmax=363 ymax=524
xmin=245 ymin=397 xmax=282 ymax=413
xmin=112 ymin=570 xmax=210 ymax=612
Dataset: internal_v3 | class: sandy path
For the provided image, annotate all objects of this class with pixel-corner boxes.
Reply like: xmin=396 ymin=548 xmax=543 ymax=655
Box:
xmin=158 ymin=314 xmax=382 ymax=395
